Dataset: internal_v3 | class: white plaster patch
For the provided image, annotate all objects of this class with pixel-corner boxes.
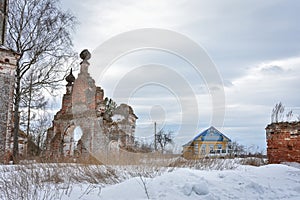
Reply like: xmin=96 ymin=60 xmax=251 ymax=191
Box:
xmin=112 ymin=114 xmax=125 ymax=122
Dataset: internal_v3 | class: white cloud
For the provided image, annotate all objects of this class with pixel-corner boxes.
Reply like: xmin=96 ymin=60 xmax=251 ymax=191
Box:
xmin=228 ymin=56 xmax=300 ymax=105
xmin=222 ymin=56 xmax=300 ymax=148
xmin=59 ymin=0 xmax=300 ymax=150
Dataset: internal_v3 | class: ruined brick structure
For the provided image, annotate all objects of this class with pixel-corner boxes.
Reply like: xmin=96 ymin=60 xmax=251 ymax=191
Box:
xmin=266 ymin=122 xmax=300 ymax=164
xmin=0 ymin=46 xmax=19 ymax=161
xmin=0 ymin=1 xmax=23 ymax=162
xmin=45 ymin=50 xmax=138 ymax=161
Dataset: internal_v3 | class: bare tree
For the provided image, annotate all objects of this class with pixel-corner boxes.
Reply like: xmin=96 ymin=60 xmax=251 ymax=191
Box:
xmin=6 ymin=0 xmax=76 ymax=160
xmin=134 ymin=140 xmax=153 ymax=153
xmin=286 ymin=110 xmax=293 ymax=122
xmin=271 ymin=102 xmax=285 ymax=123
xmin=19 ymin=71 xmax=47 ymax=136
xmin=155 ymin=129 xmax=173 ymax=153
xmin=230 ymin=141 xmax=246 ymax=157
xmin=29 ymin=110 xmax=52 ymax=155
xmin=19 ymin=74 xmax=50 ymax=157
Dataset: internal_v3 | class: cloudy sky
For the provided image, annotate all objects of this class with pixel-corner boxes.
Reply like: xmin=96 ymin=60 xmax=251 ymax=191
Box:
xmin=61 ymin=0 xmax=300 ymax=151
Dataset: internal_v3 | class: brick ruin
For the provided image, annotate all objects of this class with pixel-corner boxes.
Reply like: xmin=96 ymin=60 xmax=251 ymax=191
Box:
xmin=266 ymin=122 xmax=300 ymax=164
xmin=0 ymin=46 xmax=19 ymax=161
xmin=44 ymin=50 xmax=138 ymax=161
xmin=0 ymin=2 xmax=24 ymax=162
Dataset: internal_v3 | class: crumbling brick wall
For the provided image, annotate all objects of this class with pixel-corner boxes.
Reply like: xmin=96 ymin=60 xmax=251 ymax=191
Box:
xmin=44 ymin=56 xmax=107 ymax=160
xmin=0 ymin=47 xmax=19 ymax=162
xmin=44 ymin=50 xmax=138 ymax=162
xmin=266 ymin=122 xmax=300 ymax=164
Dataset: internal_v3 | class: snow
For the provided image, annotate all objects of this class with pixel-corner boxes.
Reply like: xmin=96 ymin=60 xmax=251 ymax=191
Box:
xmin=97 ymin=164 xmax=300 ymax=200
xmin=1 ymin=162 xmax=300 ymax=199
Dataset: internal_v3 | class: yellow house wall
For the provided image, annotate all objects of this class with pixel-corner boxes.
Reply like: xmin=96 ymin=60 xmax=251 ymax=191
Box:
xmin=183 ymin=146 xmax=194 ymax=159
xmin=197 ymin=141 xmax=228 ymax=153
xmin=183 ymin=140 xmax=230 ymax=159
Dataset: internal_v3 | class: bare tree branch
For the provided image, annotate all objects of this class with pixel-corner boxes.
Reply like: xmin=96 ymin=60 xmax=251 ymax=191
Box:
xmin=6 ymin=0 xmax=77 ymax=161
xmin=155 ymin=129 xmax=174 ymax=153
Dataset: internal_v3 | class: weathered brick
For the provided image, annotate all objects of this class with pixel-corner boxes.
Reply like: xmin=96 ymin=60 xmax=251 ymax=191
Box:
xmin=266 ymin=122 xmax=300 ymax=164
xmin=0 ymin=46 xmax=19 ymax=162
xmin=44 ymin=50 xmax=138 ymax=162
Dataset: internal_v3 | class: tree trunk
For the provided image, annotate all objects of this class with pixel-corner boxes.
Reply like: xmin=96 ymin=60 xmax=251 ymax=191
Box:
xmin=37 ymin=134 xmax=41 ymax=155
xmin=12 ymin=73 xmax=21 ymax=162
xmin=26 ymin=74 xmax=32 ymax=137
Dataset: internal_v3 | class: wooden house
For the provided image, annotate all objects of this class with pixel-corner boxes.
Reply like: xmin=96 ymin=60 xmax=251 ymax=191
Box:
xmin=182 ymin=126 xmax=232 ymax=159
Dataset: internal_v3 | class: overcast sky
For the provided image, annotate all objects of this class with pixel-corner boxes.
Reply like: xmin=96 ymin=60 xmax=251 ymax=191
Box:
xmin=61 ymin=0 xmax=300 ymax=152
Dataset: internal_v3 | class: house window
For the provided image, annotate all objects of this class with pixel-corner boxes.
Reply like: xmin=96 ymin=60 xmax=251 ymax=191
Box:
xmin=217 ymin=144 xmax=222 ymax=153
xmin=209 ymin=145 xmax=214 ymax=153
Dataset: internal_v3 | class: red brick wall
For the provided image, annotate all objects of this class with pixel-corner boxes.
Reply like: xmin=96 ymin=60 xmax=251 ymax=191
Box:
xmin=72 ymin=73 xmax=98 ymax=111
xmin=60 ymin=93 xmax=72 ymax=115
xmin=266 ymin=122 xmax=300 ymax=164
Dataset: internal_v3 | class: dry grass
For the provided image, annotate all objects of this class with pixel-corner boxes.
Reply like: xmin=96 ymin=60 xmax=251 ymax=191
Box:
xmin=1 ymin=164 xmax=81 ymax=199
xmin=168 ymin=157 xmax=237 ymax=170
xmin=0 ymin=161 xmax=168 ymax=200
xmin=239 ymin=157 xmax=267 ymax=166
xmin=91 ymin=149 xmax=180 ymax=166
xmin=0 ymin=153 xmax=268 ymax=199
xmin=168 ymin=156 xmax=267 ymax=170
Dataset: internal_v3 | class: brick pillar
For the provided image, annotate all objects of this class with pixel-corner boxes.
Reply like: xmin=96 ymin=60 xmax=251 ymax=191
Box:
xmin=0 ymin=47 xmax=19 ymax=161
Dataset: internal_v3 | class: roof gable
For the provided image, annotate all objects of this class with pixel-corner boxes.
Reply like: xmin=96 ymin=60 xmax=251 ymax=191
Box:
xmin=182 ymin=126 xmax=232 ymax=147
xmin=193 ymin=126 xmax=231 ymax=142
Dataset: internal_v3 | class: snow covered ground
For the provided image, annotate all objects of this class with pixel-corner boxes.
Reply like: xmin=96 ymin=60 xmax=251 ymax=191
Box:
xmin=1 ymin=160 xmax=300 ymax=199
xmin=81 ymin=164 xmax=300 ymax=200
